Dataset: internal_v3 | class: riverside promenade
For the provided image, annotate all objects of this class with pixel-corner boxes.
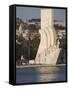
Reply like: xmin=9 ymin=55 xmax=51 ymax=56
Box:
xmin=16 ymin=64 xmax=66 ymax=68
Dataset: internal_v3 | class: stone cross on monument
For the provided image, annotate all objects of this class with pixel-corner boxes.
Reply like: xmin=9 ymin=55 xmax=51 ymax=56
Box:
xmin=35 ymin=9 xmax=61 ymax=65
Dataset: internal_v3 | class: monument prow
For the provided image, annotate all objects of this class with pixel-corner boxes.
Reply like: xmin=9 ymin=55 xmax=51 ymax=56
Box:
xmin=35 ymin=9 xmax=61 ymax=65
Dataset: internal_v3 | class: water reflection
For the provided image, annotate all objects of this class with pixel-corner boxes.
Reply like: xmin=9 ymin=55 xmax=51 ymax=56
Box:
xmin=16 ymin=66 xmax=66 ymax=83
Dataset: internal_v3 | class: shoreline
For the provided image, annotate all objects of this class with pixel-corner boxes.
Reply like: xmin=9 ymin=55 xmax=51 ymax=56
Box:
xmin=16 ymin=64 xmax=66 ymax=69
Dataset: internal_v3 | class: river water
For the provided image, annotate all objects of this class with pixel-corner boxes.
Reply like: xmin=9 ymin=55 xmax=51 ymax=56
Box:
xmin=16 ymin=66 xmax=66 ymax=84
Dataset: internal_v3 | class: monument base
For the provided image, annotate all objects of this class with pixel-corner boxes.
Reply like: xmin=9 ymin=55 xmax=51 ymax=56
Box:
xmin=35 ymin=47 xmax=61 ymax=65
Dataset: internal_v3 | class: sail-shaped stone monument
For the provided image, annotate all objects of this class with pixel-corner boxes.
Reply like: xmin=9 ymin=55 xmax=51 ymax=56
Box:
xmin=35 ymin=9 xmax=61 ymax=65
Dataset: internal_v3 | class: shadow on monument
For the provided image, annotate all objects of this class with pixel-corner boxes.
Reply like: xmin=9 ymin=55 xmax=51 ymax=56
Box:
xmin=56 ymin=49 xmax=66 ymax=64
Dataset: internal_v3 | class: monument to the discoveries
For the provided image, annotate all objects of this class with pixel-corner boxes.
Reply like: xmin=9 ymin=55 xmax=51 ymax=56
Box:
xmin=35 ymin=9 xmax=61 ymax=65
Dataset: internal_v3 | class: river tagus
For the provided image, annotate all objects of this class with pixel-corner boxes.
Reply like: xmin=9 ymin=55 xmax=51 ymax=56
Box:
xmin=16 ymin=65 xmax=66 ymax=84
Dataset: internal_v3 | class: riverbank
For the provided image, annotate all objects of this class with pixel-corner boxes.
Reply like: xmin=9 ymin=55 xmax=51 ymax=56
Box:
xmin=16 ymin=64 xmax=66 ymax=68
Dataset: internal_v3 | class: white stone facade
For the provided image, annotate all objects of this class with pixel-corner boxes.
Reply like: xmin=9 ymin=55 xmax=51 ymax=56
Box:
xmin=35 ymin=9 xmax=61 ymax=65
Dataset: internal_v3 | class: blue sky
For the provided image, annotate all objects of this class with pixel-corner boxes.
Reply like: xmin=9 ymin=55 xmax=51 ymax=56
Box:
xmin=16 ymin=6 xmax=66 ymax=25
xmin=16 ymin=7 xmax=40 ymax=19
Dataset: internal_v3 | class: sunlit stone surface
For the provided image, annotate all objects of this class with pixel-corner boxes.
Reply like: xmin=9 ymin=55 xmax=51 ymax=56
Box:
xmin=35 ymin=9 xmax=61 ymax=65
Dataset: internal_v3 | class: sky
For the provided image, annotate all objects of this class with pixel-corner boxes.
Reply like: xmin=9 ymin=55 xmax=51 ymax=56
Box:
xmin=16 ymin=6 xmax=66 ymax=25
